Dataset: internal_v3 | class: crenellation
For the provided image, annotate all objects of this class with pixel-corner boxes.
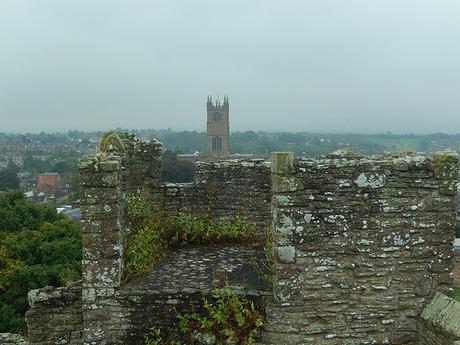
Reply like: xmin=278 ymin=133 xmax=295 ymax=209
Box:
xmin=156 ymin=158 xmax=272 ymax=228
xmin=12 ymin=136 xmax=460 ymax=345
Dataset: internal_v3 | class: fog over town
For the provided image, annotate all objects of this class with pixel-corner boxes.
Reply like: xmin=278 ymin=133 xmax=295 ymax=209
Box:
xmin=1 ymin=0 xmax=459 ymax=133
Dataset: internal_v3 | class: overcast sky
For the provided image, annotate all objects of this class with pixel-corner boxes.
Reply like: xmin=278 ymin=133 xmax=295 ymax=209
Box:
xmin=0 ymin=0 xmax=459 ymax=134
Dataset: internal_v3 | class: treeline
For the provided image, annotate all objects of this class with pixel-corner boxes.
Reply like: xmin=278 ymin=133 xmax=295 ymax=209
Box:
xmin=0 ymin=191 xmax=81 ymax=333
xmin=3 ymin=130 xmax=460 ymax=157
xmin=134 ymin=130 xmax=460 ymax=157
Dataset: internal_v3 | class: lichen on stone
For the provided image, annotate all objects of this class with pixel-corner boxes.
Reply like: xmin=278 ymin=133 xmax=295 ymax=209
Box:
xmin=99 ymin=132 xmax=126 ymax=153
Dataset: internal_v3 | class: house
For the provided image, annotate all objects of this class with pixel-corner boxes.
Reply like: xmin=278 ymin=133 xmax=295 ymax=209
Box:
xmin=36 ymin=173 xmax=60 ymax=193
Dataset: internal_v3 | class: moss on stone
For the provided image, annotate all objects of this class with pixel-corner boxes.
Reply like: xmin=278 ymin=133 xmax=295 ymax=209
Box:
xmin=100 ymin=132 xmax=126 ymax=153
xmin=430 ymin=151 xmax=458 ymax=180
xmin=271 ymin=152 xmax=295 ymax=175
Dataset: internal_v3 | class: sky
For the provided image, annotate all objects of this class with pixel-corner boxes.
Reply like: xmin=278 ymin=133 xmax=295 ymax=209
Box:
xmin=0 ymin=0 xmax=459 ymax=134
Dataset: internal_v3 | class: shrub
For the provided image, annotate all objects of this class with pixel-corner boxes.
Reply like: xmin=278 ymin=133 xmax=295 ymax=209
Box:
xmin=0 ymin=192 xmax=81 ymax=333
xmin=144 ymin=287 xmax=265 ymax=345
xmin=455 ymin=221 xmax=460 ymax=238
xmin=124 ymin=194 xmax=258 ymax=278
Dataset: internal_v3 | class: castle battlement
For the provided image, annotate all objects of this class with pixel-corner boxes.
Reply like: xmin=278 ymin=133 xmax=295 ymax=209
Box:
xmin=7 ymin=134 xmax=460 ymax=345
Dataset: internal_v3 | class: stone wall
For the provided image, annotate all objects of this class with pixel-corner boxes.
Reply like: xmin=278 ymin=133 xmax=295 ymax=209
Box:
xmin=417 ymin=292 xmax=460 ymax=345
xmin=156 ymin=182 xmax=199 ymax=212
xmin=156 ymin=159 xmax=272 ymax=228
xmin=25 ymin=284 xmax=82 ymax=345
xmin=119 ymin=136 xmax=163 ymax=195
xmin=194 ymin=159 xmax=271 ymax=227
xmin=263 ymin=150 xmax=458 ymax=344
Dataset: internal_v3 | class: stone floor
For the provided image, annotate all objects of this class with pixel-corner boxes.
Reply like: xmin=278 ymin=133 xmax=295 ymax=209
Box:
xmin=122 ymin=245 xmax=272 ymax=296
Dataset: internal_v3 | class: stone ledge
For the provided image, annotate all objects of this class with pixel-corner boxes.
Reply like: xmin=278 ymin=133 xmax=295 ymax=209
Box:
xmin=0 ymin=333 xmax=28 ymax=345
xmin=420 ymin=292 xmax=460 ymax=337
xmin=27 ymin=282 xmax=82 ymax=309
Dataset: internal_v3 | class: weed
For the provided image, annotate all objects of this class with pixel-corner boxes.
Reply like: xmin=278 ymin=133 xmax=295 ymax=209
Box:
xmin=454 ymin=287 xmax=460 ymax=303
xmin=124 ymin=193 xmax=259 ymax=278
xmin=254 ymin=228 xmax=274 ymax=283
xmin=145 ymin=327 xmax=183 ymax=345
xmin=145 ymin=286 xmax=265 ymax=345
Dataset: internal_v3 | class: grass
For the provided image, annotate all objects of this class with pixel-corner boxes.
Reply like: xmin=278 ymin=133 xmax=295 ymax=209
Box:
xmin=124 ymin=193 xmax=259 ymax=279
xmin=454 ymin=288 xmax=460 ymax=303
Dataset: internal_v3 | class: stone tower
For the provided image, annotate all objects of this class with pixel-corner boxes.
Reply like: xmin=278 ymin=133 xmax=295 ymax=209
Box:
xmin=207 ymin=95 xmax=230 ymax=157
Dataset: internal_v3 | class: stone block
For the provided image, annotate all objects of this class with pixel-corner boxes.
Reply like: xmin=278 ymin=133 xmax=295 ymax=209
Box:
xmin=271 ymin=152 xmax=295 ymax=175
xmin=420 ymin=292 xmax=460 ymax=337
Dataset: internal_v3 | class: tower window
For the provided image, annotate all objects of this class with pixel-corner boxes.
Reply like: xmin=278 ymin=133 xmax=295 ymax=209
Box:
xmin=212 ymin=136 xmax=222 ymax=151
xmin=212 ymin=112 xmax=221 ymax=122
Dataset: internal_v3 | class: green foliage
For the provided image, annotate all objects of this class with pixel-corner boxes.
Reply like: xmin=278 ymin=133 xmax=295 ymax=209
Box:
xmin=125 ymin=212 xmax=169 ymax=277
xmin=0 ymin=191 xmax=82 ymax=333
xmin=0 ymin=167 xmax=20 ymax=191
xmin=142 ymin=130 xmax=206 ymax=154
xmin=455 ymin=222 xmax=460 ymax=238
xmin=161 ymin=150 xmax=195 ymax=183
xmin=454 ymin=287 xmax=460 ymax=303
xmin=145 ymin=287 xmax=265 ymax=345
xmin=251 ymin=228 xmax=273 ymax=283
xmin=125 ymin=194 xmax=257 ymax=278
xmin=0 ymin=191 xmax=59 ymax=235
xmin=134 ymin=129 xmax=460 ymax=157
xmin=145 ymin=327 xmax=182 ymax=345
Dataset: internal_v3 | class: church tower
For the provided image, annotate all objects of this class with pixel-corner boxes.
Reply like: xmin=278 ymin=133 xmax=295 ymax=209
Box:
xmin=207 ymin=95 xmax=230 ymax=157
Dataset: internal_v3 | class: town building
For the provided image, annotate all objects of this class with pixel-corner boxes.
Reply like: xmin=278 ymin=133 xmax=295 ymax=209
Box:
xmin=36 ymin=173 xmax=61 ymax=193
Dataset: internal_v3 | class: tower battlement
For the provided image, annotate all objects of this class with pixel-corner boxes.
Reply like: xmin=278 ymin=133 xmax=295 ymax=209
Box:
xmin=207 ymin=95 xmax=229 ymax=111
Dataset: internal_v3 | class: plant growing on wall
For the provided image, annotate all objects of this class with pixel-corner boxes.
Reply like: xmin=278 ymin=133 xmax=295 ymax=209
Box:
xmin=124 ymin=193 xmax=259 ymax=279
xmin=251 ymin=227 xmax=273 ymax=283
xmin=144 ymin=286 xmax=265 ymax=345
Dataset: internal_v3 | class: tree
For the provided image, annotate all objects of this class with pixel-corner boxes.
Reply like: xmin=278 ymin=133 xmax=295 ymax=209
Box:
xmin=0 ymin=168 xmax=20 ymax=191
xmin=161 ymin=151 xmax=195 ymax=183
xmin=0 ymin=192 xmax=81 ymax=333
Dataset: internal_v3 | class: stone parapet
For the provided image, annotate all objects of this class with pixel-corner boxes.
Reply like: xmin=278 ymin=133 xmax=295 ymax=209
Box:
xmin=194 ymin=159 xmax=272 ymax=227
xmin=152 ymin=159 xmax=272 ymax=229
xmin=263 ymin=150 xmax=458 ymax=344
xmin=16 ymin=139 xmax=459 ymax=345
